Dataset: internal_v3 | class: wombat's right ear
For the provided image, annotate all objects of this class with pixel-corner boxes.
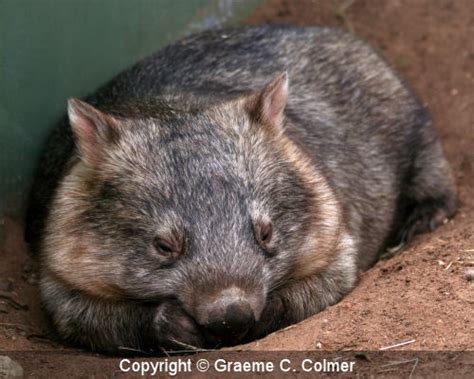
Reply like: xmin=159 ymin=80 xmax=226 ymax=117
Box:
xmin=246 ymin=72 xmax=289 ymax=129
xmin=68 ymin=98 xmax=119 ymax=166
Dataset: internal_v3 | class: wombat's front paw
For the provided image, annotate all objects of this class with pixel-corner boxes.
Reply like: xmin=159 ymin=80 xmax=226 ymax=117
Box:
xmin=397 ymin=198 xmax=456 ymax=244
xmin=154 ymin=303 xmax=204 ymax=351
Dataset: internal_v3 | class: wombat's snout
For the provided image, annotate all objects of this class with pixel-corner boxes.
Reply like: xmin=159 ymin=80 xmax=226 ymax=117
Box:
xmin=199 ymin=287 xmax=257 ymax=339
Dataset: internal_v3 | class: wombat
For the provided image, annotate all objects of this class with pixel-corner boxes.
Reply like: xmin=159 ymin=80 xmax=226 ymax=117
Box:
xmin=25 ymin=25 xmax=457 ymax=354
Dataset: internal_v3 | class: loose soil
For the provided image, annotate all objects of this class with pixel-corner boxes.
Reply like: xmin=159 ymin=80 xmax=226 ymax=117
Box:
xmin=1 ymin=0 xmax=472 ymax=377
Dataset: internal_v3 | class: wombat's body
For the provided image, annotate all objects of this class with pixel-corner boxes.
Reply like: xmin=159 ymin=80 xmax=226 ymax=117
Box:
xmin=26 ymin=25 xmax=456 ymax=353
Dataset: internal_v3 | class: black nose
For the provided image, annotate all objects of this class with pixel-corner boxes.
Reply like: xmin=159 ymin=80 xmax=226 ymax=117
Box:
xmin=203 ymin=290 xmax=256 ymax=338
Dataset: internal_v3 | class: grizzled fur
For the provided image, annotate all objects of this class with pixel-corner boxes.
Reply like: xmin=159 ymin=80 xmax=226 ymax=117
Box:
xmin=25 ymin=25 xmax=456 ymax=354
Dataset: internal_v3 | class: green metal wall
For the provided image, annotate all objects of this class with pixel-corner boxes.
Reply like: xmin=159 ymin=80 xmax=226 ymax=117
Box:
xmin=0 ymin=0 xmax=259 ymax=222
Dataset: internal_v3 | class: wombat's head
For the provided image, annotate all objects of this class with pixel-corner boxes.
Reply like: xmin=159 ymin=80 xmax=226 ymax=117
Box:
xmin=44 ymin=73 xmax=341 ymax=345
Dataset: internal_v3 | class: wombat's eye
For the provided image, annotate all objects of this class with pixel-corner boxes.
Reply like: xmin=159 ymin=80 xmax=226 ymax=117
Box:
xmin=254 ymin=219 xmax=276 ymax=256
xmin=152 ymin=235 xmax=182 ymax=264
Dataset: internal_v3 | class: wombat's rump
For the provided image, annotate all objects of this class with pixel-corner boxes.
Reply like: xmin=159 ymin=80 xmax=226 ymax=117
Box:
xmin=25 ymin=25 xmax=456 ymax=353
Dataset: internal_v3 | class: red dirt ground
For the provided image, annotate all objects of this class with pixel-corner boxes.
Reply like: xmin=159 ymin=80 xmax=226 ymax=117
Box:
xmin=0 ymin=0 xmax=472 ymax=377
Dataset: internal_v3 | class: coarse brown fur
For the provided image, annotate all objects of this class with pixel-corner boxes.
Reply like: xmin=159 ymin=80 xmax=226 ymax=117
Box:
xmin=25 ymin=25 xmax=456 ymax=354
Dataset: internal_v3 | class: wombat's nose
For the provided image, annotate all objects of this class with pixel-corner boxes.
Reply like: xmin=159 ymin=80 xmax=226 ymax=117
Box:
xmin=203 ymin=288 xmax=256 ymax=338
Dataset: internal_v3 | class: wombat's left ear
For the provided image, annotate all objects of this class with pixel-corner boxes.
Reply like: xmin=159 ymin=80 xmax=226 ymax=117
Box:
xmin=248 ymin=71 xmax=289 ymax=128
xmin=68 ymin=98 xmax=120 ymax=166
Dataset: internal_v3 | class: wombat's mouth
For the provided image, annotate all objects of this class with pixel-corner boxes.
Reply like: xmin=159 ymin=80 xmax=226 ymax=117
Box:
xmin=201 ymin=327 xmax=251 ymax=348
